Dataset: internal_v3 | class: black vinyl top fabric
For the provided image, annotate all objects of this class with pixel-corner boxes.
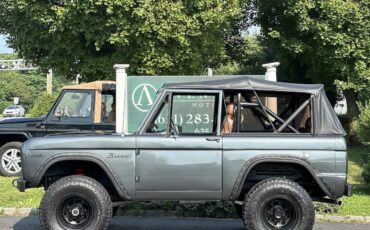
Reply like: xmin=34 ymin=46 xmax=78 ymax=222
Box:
xmin=164 ymin=76 xmax=345 ymax=136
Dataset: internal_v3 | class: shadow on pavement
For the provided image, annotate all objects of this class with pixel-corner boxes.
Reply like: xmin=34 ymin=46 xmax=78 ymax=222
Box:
xmin=11 ymin=216 xmax=244 ymax=230
xmin=109 ymin=217 xmax=244 ymax=230
xmin=13 ymin=216 xmax=40 ymax=230
xmin=9 ymin=216 xmax=370 ymax=230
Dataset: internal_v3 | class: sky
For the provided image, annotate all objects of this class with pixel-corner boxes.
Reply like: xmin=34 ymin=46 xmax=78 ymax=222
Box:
xmin=0 ymin=35 xmax=14 ymax=54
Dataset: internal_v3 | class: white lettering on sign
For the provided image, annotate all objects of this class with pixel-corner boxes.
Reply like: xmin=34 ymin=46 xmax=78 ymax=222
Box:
xmin=132 ymin=84 xmax=157 ymax=112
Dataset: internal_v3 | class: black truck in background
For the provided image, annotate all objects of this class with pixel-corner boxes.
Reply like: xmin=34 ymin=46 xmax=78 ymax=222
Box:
xmin=0 ymin=81 xmax=116 ymax=176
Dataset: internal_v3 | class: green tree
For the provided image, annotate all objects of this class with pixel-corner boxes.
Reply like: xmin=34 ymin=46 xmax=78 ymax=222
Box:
xmin=0 ymin=0 xmax=245 ymax=80
xmin=0 ymin=59 xmax=67 ymax=114
xmin=216 ymin=34 xmax=272 ymax=75
xmin=245 ymin=0 xmax=369 ymax=104
xmin=29 ymin=92 xmax=58 ymax=117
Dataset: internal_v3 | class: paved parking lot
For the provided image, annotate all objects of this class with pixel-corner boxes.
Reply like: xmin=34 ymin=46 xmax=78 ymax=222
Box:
xmin=1 ymin=216 xmax=369 ymax=230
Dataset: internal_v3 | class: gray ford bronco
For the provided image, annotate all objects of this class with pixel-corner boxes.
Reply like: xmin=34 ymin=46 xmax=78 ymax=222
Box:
xmin=16 ymin=77 xmax=351 ymax=230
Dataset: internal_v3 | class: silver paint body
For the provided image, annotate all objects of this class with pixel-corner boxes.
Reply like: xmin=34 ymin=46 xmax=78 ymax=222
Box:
xmin=21 ymin=89 xmax=347 ymax=201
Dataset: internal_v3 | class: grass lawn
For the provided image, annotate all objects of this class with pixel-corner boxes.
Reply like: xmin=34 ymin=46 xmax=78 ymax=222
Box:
xmin=334 ymin=145 xmax=370 ymax=216
xmin=0 ymin=177 xmax=43 ymax=208
xmin=0 ymin=145 xmax=369 ymax=217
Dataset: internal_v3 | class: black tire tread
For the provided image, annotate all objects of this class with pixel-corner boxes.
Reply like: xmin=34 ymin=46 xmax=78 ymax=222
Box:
xmin=39 ymin=175 xmax=112 ymax=230
xmin=243 ymin=178 xmax=315 ymax=230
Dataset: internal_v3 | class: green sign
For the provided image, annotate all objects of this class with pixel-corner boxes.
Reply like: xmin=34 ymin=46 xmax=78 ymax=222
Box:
xmin=127 ymin=75 xmax=265 ymax=132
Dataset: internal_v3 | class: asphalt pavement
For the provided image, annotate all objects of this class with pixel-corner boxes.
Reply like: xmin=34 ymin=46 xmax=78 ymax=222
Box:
xmin=1 ymin=216 xmax=369 ymax=230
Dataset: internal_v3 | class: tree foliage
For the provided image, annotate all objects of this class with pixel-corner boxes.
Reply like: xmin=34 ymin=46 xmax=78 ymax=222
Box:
xmin=0 ymin=0 xmax=246 ymax=80
xmin=29 ymin=92 xmax=58 ymax=117
xmin=0 ymin=54 xmax=67 ymax=114
xmin=246 ymin=0 xmax=370 ymax=100
xmin=355 ymin=103 xmax=370 ymax=144
xmin=216 ymin=34 xmax=271 ymax=75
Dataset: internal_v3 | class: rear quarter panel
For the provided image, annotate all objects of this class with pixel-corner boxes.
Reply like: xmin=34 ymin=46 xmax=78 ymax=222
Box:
xmin=222 ymin=135 xmax=347 ymax=200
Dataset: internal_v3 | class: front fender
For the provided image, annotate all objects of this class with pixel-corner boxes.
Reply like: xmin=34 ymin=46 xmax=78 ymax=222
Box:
xmin=29 ymin=152 xmax=133 ymax=200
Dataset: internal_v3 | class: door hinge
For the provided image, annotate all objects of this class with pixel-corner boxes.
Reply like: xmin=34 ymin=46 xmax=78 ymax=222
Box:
xmin=135 ymin=176 xmax=140 ymax=182
xmin=135 ymin=149 xmax=140 ymax=156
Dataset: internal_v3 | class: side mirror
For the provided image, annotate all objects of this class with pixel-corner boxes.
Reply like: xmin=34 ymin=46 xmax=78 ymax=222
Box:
xmin=173 ymin=124 xmax=180 ymax=137
xmin=171 ymin=124 xmax=182 ymax=137
xmin=35 ymin=122 xmax=45 ymax=128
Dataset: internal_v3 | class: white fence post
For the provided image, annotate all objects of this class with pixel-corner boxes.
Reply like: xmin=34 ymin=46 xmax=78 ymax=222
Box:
xmin=114 ymin=64 xmax=130 ymax=134
xmin=207 ymin=68 xmax=213 ymax=77
xmin=262 ymin=62 xmax=280 ymax=82
xmin=262 ymin=62 xmax=280 ymax=114
xmin=46 ymin=69 xmax=53 ymax=95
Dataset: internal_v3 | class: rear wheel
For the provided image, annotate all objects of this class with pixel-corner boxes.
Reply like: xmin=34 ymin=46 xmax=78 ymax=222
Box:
xmin=0 ymin=142 xmax=22 ymax=176
xmin=39 ymin=175 xmax=112 ymax=230
xmin=243 ymin=178 xmax=314 ymax=230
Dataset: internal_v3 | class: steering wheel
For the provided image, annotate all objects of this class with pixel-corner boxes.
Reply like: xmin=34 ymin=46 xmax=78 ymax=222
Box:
xmin=64 ymin=106 xmax=77 ymax=117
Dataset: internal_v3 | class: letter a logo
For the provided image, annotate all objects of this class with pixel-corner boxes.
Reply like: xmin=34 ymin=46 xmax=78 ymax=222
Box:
xmin=132 ymin=84 xmax=157 ymax=112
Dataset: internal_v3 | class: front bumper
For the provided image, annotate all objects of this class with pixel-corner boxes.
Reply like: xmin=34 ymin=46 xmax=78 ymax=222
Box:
xmin=13 ymin=178 xmax=27 ymax=192
xmin=3 ymin=113 xmax=18 ymax=117
xmin=345 ymin=184 xmax=352 ymax=197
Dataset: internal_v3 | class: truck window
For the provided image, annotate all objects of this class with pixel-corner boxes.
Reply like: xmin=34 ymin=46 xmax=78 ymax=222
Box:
xmin=146 ymin=95 xmax=169 ymax=134
xmin=53 ymin=91 xmax=93 ymax=119
xmin=171 ymin=94 xmax=218 ymax=135
xmin=222 ymin=91 xmax=312 ymax=134
xmin=102 ymin=94 xmax=114 ymax=122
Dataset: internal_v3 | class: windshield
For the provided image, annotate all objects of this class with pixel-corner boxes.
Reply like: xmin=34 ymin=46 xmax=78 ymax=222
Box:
xmin=6 ymin=106 xmax=18 ymax=109
xmin=54 ymin=91 xmax=93 ymax=118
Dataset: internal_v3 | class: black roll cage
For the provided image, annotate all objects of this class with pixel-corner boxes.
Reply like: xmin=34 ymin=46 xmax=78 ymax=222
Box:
xmin=231 ymin=90 xmax=314 ymax=134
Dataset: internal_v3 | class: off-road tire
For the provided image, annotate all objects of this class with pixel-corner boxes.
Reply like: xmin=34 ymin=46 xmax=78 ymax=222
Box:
xmin=39 ymin=175 xmax=112 ymax=230
xmin=0 ymin=142 xmax=22 ymax=177
xmin=243 ymin=178 xmax=315 ymax=230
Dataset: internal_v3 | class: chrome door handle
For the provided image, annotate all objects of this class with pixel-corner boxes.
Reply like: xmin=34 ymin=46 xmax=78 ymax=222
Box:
xmin=206 ymin=137 xmax=220 ymax=143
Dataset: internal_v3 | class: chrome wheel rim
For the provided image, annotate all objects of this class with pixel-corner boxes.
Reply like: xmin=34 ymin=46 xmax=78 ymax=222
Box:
xmin=1 ymin=148 xmax=21 ymax=174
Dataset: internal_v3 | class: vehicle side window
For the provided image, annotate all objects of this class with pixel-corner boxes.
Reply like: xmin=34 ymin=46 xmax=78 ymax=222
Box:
xmin=53 ymin=91 xmax=93 ymax=119
xmin=146 ymin=95 xmax=169 ymax=134
xmin=102 ymin=94 xmax=114 ymax=122
xmin=171 ymin=94 xmax=217 ymax=135
xmin=222 ymin=91 xmax=312 ymax=134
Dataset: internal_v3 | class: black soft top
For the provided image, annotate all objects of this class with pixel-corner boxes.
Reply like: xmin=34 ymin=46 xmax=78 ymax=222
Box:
xmin=164 ymin=76 xmax=345 ymax=136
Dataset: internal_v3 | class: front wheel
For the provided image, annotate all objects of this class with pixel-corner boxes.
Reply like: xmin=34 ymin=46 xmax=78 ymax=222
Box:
xmin=39 ymin=175 xmax=112 ymax=230
xmin=243 ymin=178 xmax=314 ymax=230
xmin=0 ymin=142 xmax=23 ymax=176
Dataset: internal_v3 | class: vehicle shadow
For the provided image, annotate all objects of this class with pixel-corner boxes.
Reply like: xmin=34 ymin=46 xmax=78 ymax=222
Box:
xmin=109 ymin=216 xmax=244 ymax=230
xmin=12 ymin=216 xmax=244 ymax=230
xmin=13 ymin=216 xmax=41 ymax=230
xmin=11 ymin=216 xmax=370 ymax=230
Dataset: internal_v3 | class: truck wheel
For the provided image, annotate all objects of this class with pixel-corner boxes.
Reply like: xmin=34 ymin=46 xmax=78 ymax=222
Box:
xmin=0 ymin=142 xmax=22 ymax=177
xmin=243 ymin=178 xmax=314 ymax=230
xmin=39 ymin=175 xmax=112 ymax=230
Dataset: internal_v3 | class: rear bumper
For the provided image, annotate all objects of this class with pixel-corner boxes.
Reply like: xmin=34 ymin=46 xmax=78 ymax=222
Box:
xmin=12 ymin=178 xmax=27 ymax=192
xmin=345 ymin=184 xmax=352 ymax=197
